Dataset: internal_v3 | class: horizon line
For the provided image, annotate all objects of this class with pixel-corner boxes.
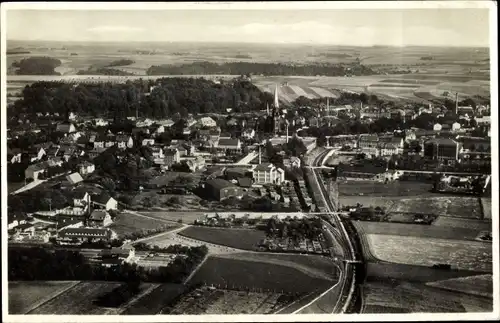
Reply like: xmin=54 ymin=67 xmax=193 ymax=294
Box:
xmin=6 ymin=39 xmax=491 ymax=49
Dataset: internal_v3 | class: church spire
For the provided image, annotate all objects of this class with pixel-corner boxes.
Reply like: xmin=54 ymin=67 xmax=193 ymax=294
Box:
xmin=273 ymin=84 xmax=279 ymax=109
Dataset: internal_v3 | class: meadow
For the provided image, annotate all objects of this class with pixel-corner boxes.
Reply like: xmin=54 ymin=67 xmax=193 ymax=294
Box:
xmin=109 ymin=212 xmax=175 ymax=238
xmin=190 ymin=256 xmax=334 ymax=294
xmin=178 ymin=226 xmax=266 ymax=251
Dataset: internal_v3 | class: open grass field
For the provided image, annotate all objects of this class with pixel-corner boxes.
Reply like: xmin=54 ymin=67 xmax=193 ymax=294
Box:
xmin=109 ymin=212 xmax=173 ymax=237
xmin=139 ymin=211 xmax=205 ymax=224
xmin=190 ymin=256 xmax=333 ymax=294
xmin=426 ymin=274 xmax=493 ymax=298
xmin=338 ymin=181 xmax=434 ymax=197
xmin=178 ymin=226 xmax=266 ymax=250
xmin=120 ymin=283 xmax=185 ymax=315
xmin=363 ymin=281 xmax=492 ymax=313
xmin=27 ymin=281 xmax=125 ymax=314
xmin=9 ymin=281 xmax=79 ymax=314
xmin=432 ymin=216 xmax=491 ymax=231
xmin=217 ymin=252 xmax=339 ymax=281
xmin=366 ymin=234 xmax=492 ymax=273
xmin=354 ymin=221 xmax=486 ymax=241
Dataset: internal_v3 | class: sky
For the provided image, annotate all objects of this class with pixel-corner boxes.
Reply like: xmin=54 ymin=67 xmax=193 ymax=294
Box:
xmin=5 ymin=8 xmax=491 ymax=47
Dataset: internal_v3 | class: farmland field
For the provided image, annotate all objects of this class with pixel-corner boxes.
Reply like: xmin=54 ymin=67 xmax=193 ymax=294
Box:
xmin=354 ymin=221 xmax=486 ymax=241
xmin=139 ymin=211 xmax=205 ymax=224
xmin=432 ymin=216 xmax=491 ymax=231
xmin=190 ymin=256 xmax=333 ymax=294
xmin=120 ymin=283 xmax=185 ymax=315
xmin=9 ymin=281 xmax=79 ymax=314
xmin=27 ymin=281 xmax=125 ymax=314
xmin=217 ymin=252 xmax=339 ymax=281
xmin=390 ymin=197 xmax=483 ymax=219
xmin=109 ymin=212 xmax=175 ymax=237
xmin=366 ymin=234 xmax=492 ymax=272
xmin=337 ymin=181 xmax=434 ymax=197
xmin=203 ymin=290 xmax=280 ymax=314
xmin=363 ymin=281 xmax=492 ymax=313
xmin=426 ymin=274 xmax=493 ymax=298
xmin=178 ymin=226 xmax=266 ymax=250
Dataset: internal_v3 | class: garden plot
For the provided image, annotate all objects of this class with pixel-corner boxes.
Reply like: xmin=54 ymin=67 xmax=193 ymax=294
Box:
xmin=390 ymin=196 xmax=482 ymax=219
xmin=9 ymin=281 xmax=79 ymax=314
xmin=204 ymin=290 xmax=276 ymax=314
xmin=363 ymin=281 xmax=492 ymax=313
xmin=28 ymin=281 xmax=125 ymax=314
xmin=366 ymin=234 xmax=492 ymax=273
xmin=432 ymin=217 xmax=491 ymax=231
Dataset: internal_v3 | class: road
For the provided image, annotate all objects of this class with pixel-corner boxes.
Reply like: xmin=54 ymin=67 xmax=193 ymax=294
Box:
xmin=294 ymin=149 xmax=357 ymax=314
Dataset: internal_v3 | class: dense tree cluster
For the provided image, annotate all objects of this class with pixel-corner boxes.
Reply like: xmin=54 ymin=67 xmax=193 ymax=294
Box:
xmin=9 ymin=188 xmax=69 ymax=213
xmin=263 ymin=217 xmax=323 ymax=242
xmin=11 ymin=57 xmax=62 ymax=75
xmin=77 ymin=68 xmax=135 ymax=76
xmin=105 ymin=59 xmax=135 ymax=67
xmin=8 ymin=245 xmax=208 ymax=283
xmin=11 ymin=78 xmax=273 ymax=119
xmin=146 ymin=61 xmax=378 ymax=77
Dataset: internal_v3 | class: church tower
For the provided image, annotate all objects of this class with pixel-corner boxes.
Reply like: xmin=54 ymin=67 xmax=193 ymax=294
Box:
xmin=272 ymin=84 xmax=281 ymax=135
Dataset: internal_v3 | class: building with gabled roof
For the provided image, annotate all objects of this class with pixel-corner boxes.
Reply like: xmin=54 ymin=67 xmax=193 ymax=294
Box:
xmin=88 ymin=210 xmax=113 ymax=227
xmin=66 ymin=172 xmax=84 ymax=185
xmin=253 ymin=163 xmax=285 ymax=185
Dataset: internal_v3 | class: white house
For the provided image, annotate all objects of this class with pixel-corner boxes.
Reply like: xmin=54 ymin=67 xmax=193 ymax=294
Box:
xmin=198 ymin=117 xmax=217 ymax=128
xmin=142 ymin=138 xmax=155 ymax=146
xmin=151 ymin=147 xmax=165 ymax=159
xmin=253 ymin=163 xmax=285 ymax=185
xmin=452 ymin=122 xmax=461 ymax=131
xmin=153 ymin=125 xmax=165 ymax=136
xmin=93 ymin=193 xmax=118 ymax=211
xmin=116 ymin=135 xmax=134 ymax=149
xmin=72 ymin=191 xmax=91 ymax=208
xmin=242 ymin=129 xmax=256 ymax=139
xmin=94 ymin=118 xmax=109 ymax=127
xmin=136 ymin=118 xmax=154 ymax=128
xmin=78 ymin=161 xmax=95 ymax=175
xmin=433 ymin=123 xmax=443 ymax=131
xmin=283 ymin=156 xmax=301 ymax=168
xmin=68 ymin=112 xmax=78 ymax=121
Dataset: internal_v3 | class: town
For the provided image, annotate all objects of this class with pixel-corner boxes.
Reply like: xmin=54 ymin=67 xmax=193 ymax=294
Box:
xmin=4 ymin=4 xmax=494 ymax=317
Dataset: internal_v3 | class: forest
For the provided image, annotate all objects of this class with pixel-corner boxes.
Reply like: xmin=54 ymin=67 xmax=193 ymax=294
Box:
xmin=146 ymin=61 xmax=378 ymax=76
xmin=11 ymin=77 xmax=273 ymax=119
xmin=10 ymin=57 xmax=62 ymax=75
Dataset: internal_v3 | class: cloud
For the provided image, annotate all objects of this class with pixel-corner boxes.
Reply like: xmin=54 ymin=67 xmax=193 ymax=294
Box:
xmin=87 ymin=25 xmax=144 ymax=33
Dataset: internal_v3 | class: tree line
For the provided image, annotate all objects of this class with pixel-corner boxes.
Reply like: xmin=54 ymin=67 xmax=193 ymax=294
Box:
xmin=146 ymin=61 xmax=378 ymax=77
xmin=11 ymin=78 xmax=273 ymax=120
xmin=8 ymin=245 xmax=208 ymax=283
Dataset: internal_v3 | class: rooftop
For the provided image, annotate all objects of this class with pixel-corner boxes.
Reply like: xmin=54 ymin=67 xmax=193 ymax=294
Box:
xmin=205 ymin=178 xmax=236 ymax=191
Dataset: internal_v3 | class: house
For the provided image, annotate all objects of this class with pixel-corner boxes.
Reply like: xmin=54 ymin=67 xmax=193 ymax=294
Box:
xmin=88 ymin=147 xmax=108 ymax=160
xmin=423 ymin=138 xmax=460 ymax=164
xmin=379 ymin=136 xmax=404 ymax=149
xmin=177 ymin=144 xmax=195 ymax=157
xmin=164 ymin=148 xmax=181 ymax=166
xmin=225 ymin=167 xmax=251 ymax=181
xmin=378 ymin=143 xmax=399 ymax=157
xmin=57 ymin=216 xmax=84 ymax=231
xmin=28 ymin=146 xmax=47 ymax=162
xmin=7 ymin=148 xmax=22 ymax=163
xmin=253 ymin=163 xmax=285 ymax=185
xmin=198 ymin=117 xmax=217 ymax=128
xmin=142 ymin=138 xmax=155 ymax=146
xmin=157 ymin=119 xmax=175 ymax=127
xmin=66 ymin=172 xmax=84 ymax=185
xmin=358 ymin=134 xmax=379 ymax=149
xmin=283 ymin=156 xmax=301 ymax=168
xmin=71 ymin=191 xmax=91 ymax=207
xmin=452 ymin=122 xmax=461 ymax=131
xmin=93 ymin=192 xmax=118 ymax=211
xmin=68 ymin=112 xmax=78 ymax=121
xmin=58 ymin=227 xmax=113 ymax=244
xmin=13 ymin=223 xmax=36 ymax=237
xmin=237 ymin=177 xmax=253 ymax=188
xmin=217 ymin=138 xmax=242 ymax=152
xmin=116 ymin=135 xmax=133 ymax=149
xmin=25 ymin=162 xmax=49 ymax=181
xmin=242 ymin=128 xmax=255 ymax=139
xmin=88 ymin=210 xmax=113 ymax=227
xmin=78 ymin=161 xmax=95 ymax=175
xmin=132 ymin=127 xmax=150 ymax=136
xmin=433 ymin=123 xmax=443 ymax=131
xmin=93 ymin=118 xmax=109 ymax=127
xmin=8 ymin=212 xmax=27 ymax=230
xmin=136 ymin=118 xmax=154 ymax=128
xmin=56 ymin=123 xmax=76 ymax=133
xmin=99 ymin=247 xmax=135 ymax=266
xmin=151 ymin=146 xmax=164 ymax=159
xmin=153 ymin=125 xmax=165 ymax=136
xmin=58 ymin=145 xmax=77 ymax=161
xmin=186 ymin=156 xmax=205 ymax=172
xmin=475 ymin=116 xmax=491 ymax=126
xmin=204 ymin=178 xmax=245 ymax=201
